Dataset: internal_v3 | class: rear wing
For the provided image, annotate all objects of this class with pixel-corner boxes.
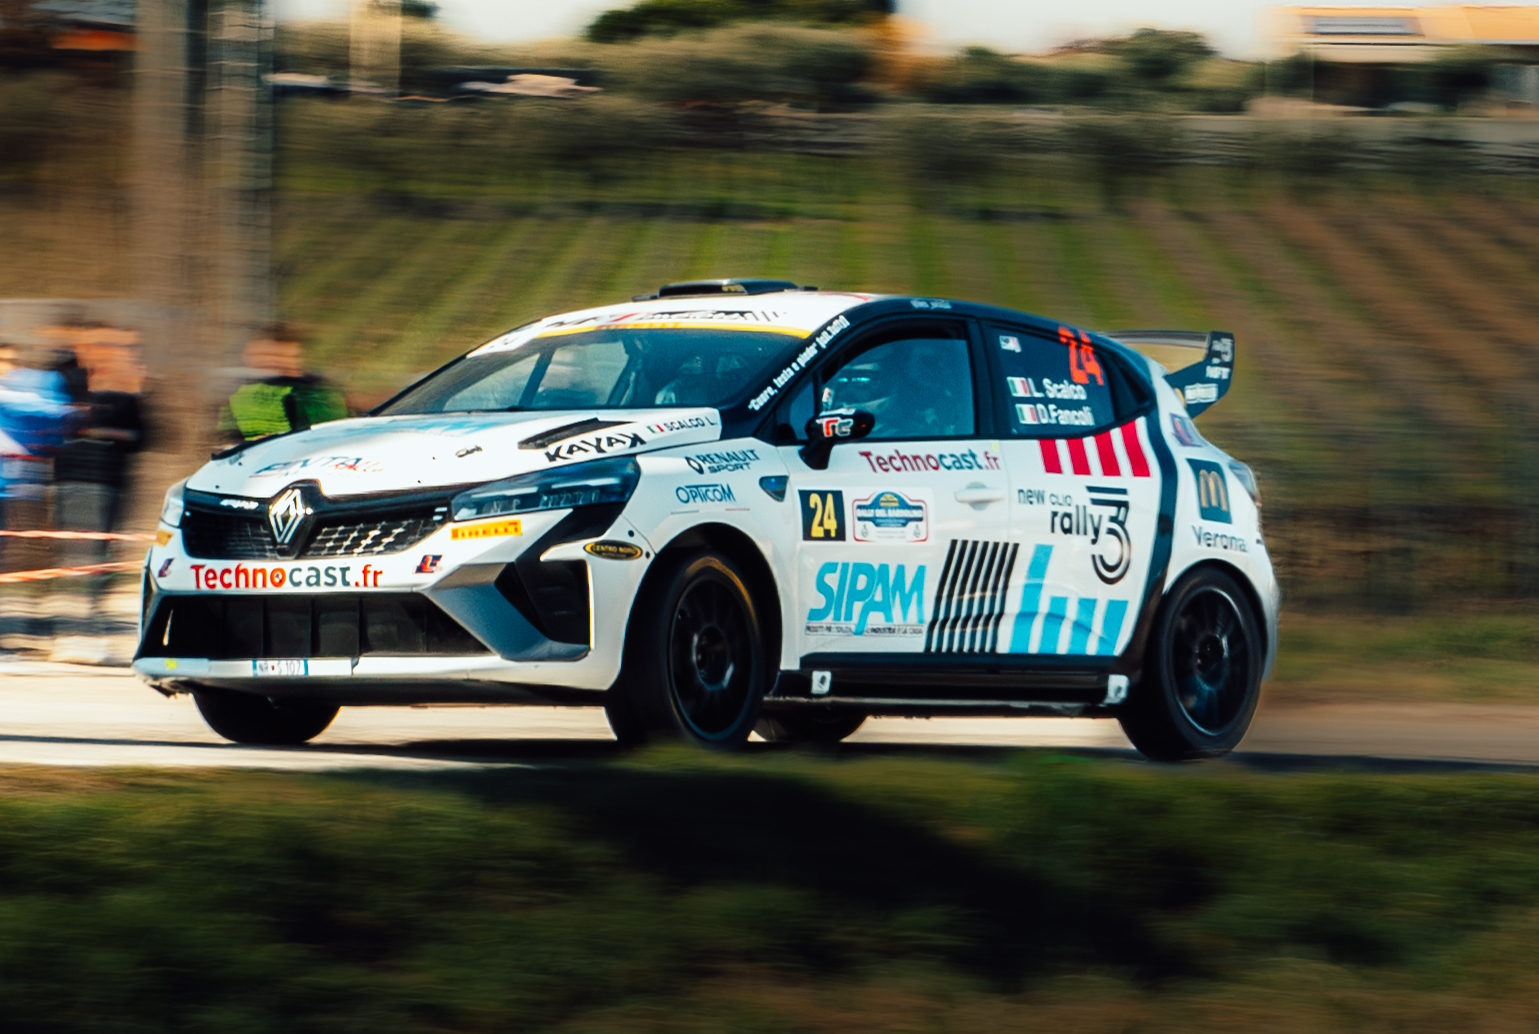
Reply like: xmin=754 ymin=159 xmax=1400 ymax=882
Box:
xmin=1103 ymin=330 xmax=1234 ymax=418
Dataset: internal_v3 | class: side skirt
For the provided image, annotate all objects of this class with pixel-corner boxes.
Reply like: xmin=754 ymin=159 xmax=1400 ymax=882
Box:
xmin=772 ymin=654 xmax=1121 ymax=714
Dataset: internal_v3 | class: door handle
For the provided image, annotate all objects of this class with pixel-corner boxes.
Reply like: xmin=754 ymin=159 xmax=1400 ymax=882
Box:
xmin=954 ymin=484 xmax=1005 ymax=508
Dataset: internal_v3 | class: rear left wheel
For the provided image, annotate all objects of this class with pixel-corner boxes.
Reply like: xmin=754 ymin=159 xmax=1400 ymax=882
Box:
xmin=1118 ymin=568 xmax=1263 ymax=762
xmin=192 ymin=687 xmax=338 ymax=746
xmin=606 ymin=551 xmax=769 ymax=749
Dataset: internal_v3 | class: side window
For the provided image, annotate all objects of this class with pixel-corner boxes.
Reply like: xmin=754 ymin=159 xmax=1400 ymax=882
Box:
xmin=819 ymin=334 xmax=975 ymax=441
xmin=992 ymin=324 xmax=1115 ymax=436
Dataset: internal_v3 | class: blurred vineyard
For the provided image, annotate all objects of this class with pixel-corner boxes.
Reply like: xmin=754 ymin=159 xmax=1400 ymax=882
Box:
xmin=6 ymin=82 xmax=1539 ymax=615
xmin=270 ymin=135 xmax=1539 ymax=616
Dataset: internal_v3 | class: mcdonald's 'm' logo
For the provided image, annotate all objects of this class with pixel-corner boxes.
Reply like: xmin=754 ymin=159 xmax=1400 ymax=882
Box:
xmin=1188 ymin=460 xmax=1232 ymax=524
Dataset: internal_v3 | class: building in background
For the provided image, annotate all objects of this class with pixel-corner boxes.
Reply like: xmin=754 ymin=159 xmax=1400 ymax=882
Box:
xmin=1266 ymin=5 xmax=1539 ymax=107
xmin=0 ymin=0 xmax=135 ymax=68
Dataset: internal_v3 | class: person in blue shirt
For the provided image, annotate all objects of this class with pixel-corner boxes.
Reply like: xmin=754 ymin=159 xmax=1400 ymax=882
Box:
xmin=0 ymin=340 xmax=71 ymax=532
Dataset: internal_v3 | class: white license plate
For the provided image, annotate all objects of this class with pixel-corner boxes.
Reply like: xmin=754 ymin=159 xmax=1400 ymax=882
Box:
xmin=253 ymin=659 xmax=308 ymax=677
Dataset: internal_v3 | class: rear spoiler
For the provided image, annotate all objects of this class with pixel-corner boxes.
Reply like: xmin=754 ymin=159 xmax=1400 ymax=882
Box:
xmin=1102 ymin=330 xmax=1234 ymax=418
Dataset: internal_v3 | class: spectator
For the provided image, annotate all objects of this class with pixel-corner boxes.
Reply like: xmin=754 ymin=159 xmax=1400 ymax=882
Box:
xmin=0 ymin=340 xmax=70 ymax=534
xmin=219 ymin=323 xmax=348 ymax=442
xmin=53 ymin=330 xmax=147 ymax=609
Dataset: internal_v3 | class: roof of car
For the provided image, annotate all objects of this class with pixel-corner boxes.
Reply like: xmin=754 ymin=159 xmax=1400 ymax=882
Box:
xmin=469 ymin=291 xmax=885 ymax=357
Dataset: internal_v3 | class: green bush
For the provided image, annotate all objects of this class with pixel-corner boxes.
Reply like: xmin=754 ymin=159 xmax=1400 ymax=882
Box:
xmin=602 ymin=24 xmax=875 ymax=108
xmin=916 ymin=48 xmax=1061 ymax=105
xmin=586 ymin=0 xmax=892 ymax=43
xmin=280 ymin=94 xmax=678 ymax=191
xmin=1240 ymin=124 xmax=1365 ymax=180
xmin=881 ymin=107 xmax=1040 ymax=183
xmin=1390 ymin=48 xmax=1495 ymax=110
xmin=5 ymin=759 xmax=1539 ymax=1030
xmin=1062 ymin=114 xmax=1185 ymax=204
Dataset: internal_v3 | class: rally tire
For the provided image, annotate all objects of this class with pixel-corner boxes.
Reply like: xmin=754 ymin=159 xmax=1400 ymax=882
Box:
xmin=612 ymin=550 xmax=768 ymax=749
xmin=192 ymin=688 xmax=339 ymax=746
xmin=603 ymin=690 xmax=648 ymax=746
xmin=1118 ymin=568 xmax=1263 ymax=762
xmin=755 ymin=711 xmax=868 ymax=744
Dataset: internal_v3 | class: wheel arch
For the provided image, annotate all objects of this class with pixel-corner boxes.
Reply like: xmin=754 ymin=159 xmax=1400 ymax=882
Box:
xmin=646 ymin=522 xmax=784 ymax=665
xmin=1161 ymin=558 xmax=1270 ymax=664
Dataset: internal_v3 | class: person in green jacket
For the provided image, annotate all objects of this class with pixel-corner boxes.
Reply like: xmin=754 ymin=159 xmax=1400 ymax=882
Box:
xmin=219 ymin=323 xmax=349 ymax=442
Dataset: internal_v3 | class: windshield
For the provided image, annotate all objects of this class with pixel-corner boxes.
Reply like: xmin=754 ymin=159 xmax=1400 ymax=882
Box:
xmin=377 ymin=328 xmax=803 ymax=416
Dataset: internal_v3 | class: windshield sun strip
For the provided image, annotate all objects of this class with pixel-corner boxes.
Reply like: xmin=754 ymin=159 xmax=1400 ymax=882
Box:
xmin=530 ymin=321 xmax=812 ymax=340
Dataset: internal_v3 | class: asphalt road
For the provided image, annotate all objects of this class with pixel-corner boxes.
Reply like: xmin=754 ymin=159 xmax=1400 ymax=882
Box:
xmin=4 ymin=660 xmax=1539 ymax=771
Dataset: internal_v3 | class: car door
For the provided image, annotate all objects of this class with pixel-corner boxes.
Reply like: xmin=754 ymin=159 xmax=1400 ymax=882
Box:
xmin=987 ymin=323 xmax=1162 ymax=659
xmin=774 ymin=318 xmax=1013 ymax=661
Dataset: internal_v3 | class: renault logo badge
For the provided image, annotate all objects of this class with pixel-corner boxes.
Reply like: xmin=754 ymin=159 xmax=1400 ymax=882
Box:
xmin=268 ymin=487 xmax=310 ymax=546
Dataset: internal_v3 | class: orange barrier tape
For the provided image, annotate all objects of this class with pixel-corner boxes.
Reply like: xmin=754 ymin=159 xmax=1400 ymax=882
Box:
xmin=0 ymin=561 xmax=143 ymax=584
xmin=0 ymin=530 xmax=157 ymax=541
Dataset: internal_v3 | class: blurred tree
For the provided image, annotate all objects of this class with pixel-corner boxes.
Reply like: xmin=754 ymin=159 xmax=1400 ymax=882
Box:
xmin=916 ymin=47 xmax=1059 ymax=104
xmin=1106 ymin=28 xmax=1213 ymax=86
xmin=608 ymin=24 xmax=874 ymax=108
xmin=400 ymin=0 xmax=438 ymax=19
xmin=1417 ymin=49 xmax=1494 ymax=109
xmin=586 ymin=0 xmax=892 ymax=44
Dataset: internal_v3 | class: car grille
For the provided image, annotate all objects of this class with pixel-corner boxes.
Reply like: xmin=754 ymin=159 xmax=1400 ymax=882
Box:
xmin=305 ymin=515 xmax=442 ymax=557
xmin=180 ymin=510 xmax=444 ymax=560
xmin=180 ymin=512 xmax=280 ymax=559
xmin=137 ymin=593 xmax=488 ymax=659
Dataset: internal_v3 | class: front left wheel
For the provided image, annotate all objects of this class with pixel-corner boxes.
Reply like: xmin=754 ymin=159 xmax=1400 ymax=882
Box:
xmin=192 ymin=688 xmax=339 ymax=746
xmin=605 ymin=551 xmax=768 ymax=749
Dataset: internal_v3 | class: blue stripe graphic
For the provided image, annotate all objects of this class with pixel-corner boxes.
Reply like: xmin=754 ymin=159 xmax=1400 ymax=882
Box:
xmin=1096 ymin=599 xmax=1129 ymax=655
xmin=1002 ymin=543 xmax=1128 ymax=657
xmin=1040 ymin=596 xmax=1068 ymax=654
xmin=1008 ymin=545 xmax=1053 ymax=653
xmin=1067 ymin=597 xmax=1098 ymax=655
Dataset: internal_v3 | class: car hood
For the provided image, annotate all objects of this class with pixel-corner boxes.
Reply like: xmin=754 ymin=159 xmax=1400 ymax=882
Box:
xmin=185 ymin=408 xmax=723 ymax=498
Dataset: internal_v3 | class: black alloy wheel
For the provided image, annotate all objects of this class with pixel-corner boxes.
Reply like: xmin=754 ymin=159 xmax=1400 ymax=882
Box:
xmin=669 ymin=577 xmax=756 ymax=739
xmin=192 ymin=687 xmax=339 ymax=746
xmin=606 ymin=551 xmax=767 ymax=748
xmin=755 ymin=710 xmax=868 ymax=744
xmin=1118 ymin=568 xmax=1263 ymax=761
xmin=1170 ymin=586 xmax=1252 ymax=735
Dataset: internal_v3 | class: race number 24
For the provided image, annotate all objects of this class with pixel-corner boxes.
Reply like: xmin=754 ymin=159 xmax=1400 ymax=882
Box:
xmin=800 ymin=490 xmax=845 ymax=541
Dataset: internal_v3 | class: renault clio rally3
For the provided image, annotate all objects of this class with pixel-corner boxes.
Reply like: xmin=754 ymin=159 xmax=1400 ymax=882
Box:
xmin=137 ymin=279 xmax=1277 ymax=759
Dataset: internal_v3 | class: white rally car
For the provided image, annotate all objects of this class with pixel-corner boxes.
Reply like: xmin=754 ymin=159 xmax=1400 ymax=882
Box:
xmin=137 ymin=279 xmax=1277 ymax=760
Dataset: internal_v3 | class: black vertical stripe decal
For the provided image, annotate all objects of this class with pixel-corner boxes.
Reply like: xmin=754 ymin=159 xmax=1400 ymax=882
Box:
xmin=962 ymin=542 xmax=999 ymax=652
xmin=925 ymin=541 xmax=962 ymax=653
xmin=926 ymin=540 xmax=1018 ymax=655
xmin=945 ymin=541 xmax=979 ymax=652
xmin=984 ymin=544 xmax=1018 ymax=653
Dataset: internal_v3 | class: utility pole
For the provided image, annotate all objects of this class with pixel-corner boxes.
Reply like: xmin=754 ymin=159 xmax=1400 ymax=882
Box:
xmin=207 ymin=0 xmax=275 ymax=362
xmin=133 ymin=0 xmax=274 ymax=452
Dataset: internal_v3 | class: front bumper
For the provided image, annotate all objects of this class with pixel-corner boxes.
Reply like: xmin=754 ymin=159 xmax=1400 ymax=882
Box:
xmin=135 ymin=502 xmax=653 ymax=699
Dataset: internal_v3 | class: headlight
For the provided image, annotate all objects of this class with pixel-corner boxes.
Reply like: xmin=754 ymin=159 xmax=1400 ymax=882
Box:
xmin=451 ymin=457 xmax=641 ymax=522
xmin=1228 ymin=461 xmax=1260 ymax=506
xmin=159 ymin=479 xmax=187 ymax=527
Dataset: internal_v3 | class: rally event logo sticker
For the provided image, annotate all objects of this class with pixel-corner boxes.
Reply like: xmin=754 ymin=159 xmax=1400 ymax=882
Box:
xmin=852 ymin=490 xmax=929 ymax=543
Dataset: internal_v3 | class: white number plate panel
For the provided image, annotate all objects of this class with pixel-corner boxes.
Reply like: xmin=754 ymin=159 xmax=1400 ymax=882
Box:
xmin=253 ymin=659 xmax=308 ymax=677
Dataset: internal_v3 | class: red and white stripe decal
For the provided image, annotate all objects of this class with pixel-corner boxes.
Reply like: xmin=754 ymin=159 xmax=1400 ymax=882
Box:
xmin=1038 ymin=419 xmax=1152 ymax=478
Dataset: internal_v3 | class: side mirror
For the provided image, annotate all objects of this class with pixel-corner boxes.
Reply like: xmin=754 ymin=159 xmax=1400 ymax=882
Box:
xmin=799 ymin=408 xmax=874 ymax=470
